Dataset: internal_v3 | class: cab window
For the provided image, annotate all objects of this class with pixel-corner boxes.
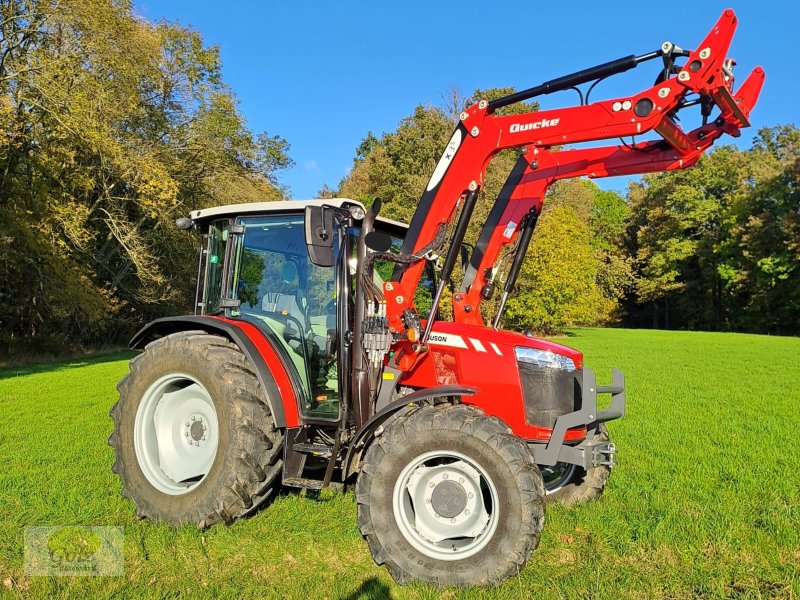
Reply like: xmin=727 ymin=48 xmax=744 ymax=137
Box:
xmin=231 ymin=214 xmax=340 ymax=420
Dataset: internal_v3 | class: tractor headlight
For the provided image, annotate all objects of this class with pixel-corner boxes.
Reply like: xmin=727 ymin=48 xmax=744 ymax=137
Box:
xmin=515 ymin=347 xmax=576 ymax=371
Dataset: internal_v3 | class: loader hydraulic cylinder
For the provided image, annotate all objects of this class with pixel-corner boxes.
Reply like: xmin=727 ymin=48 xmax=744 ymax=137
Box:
xmin=493 ymin=207 xmax=539 ymax=329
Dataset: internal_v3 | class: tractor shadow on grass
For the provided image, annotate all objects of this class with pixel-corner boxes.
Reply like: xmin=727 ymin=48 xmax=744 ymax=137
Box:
xmin=248 ymin=489 xmax=395 ymax=599
xmin=341 ymin=577 xmax=393 ymax=600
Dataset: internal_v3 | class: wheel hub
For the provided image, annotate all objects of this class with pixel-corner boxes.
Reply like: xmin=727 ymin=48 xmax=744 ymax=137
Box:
xmin=187 ymin=415 xmax=207 ymax=444
xmin=134 ymin=374 xmax=219 ymax=495
xmin=392 ymin=451 xmax=499 ymax=561
xmin=430 ymin=479 xmax=467 ymax=518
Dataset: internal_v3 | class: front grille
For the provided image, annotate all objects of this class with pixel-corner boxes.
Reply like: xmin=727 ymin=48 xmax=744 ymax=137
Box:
xmin=518 ymin=363 xmax=581 ymax=428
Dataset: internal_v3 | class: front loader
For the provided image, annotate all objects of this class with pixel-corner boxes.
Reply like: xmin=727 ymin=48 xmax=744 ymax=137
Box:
xmin=109 ymin=10 xmax=762 ymax=586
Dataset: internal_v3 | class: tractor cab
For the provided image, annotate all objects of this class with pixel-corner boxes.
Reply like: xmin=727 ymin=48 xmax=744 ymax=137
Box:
xmin=189 ymin=199 xmax=413 ymax=421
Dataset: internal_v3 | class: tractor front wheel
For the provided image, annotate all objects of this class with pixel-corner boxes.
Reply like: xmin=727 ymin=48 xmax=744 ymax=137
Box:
xmin=108 ymin=331 xmax=284 ymax=528
xmin=356 ymin=403 xmax=545 ymax=586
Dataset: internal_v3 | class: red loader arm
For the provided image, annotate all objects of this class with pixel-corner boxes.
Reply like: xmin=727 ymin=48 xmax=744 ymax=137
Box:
xmin=454 ymin=61 xmax=764 ymax=325
xmin=383 ymin=9 xmax=763 ymax=371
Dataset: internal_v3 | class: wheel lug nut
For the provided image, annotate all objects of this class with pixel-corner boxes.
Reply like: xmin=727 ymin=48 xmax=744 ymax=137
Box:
xmin=465 ymin=509 xmax=470 ymax=515
xmin=468 ymin=492 xmax=474 ymax=499
xmin=450 ymin=518 xmax=456 ymax=523
xmin=459 ymin=477 xmax=465 ymax=484
xmin=429 ymin=482 xmax=435 ymax=489
xmin=442 ymin=473 xmax=449 ymax=479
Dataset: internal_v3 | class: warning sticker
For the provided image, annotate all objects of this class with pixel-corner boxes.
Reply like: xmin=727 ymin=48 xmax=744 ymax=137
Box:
xmin=502 ymin=221 xmax=517 ymax=239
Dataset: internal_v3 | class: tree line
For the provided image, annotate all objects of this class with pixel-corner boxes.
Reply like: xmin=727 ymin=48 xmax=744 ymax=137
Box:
xmin=1 ymin=1 xmax=797 ymax=356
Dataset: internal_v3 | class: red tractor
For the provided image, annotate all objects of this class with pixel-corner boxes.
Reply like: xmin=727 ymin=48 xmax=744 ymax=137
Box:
xmin=109 ymin=11 xmax=762 ymax=586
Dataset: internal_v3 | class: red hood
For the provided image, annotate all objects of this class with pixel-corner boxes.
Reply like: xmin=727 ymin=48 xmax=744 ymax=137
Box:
xmin=429 ymin=321 xmax=583 ymax=369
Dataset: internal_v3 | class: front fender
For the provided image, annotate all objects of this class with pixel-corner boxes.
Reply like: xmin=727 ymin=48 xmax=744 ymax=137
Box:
xmin=343 ymin=384 xmax=478 ymax=479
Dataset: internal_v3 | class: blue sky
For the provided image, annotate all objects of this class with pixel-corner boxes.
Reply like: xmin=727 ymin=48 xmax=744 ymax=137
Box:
xmin=136 ymin=1 xmax=797 ymax=199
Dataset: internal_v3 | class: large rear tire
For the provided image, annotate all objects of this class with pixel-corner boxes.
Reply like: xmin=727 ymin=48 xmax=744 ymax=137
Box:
xmin=356 ymin=403 xmax=545 ymax=586
xmin=108 ymin=331 xmax=284 ymax=528
xmin=541 ymin=424 xmax=611 ymax=507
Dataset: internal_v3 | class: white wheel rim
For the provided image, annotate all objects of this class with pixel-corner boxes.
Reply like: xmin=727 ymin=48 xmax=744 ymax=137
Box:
xmin=392 ymin=450 xmax=499 ymax=561
xmin=541 ymin=463 xmax=577 ymax=494
xmin=134 ymin=373 xmax=219 ymax=495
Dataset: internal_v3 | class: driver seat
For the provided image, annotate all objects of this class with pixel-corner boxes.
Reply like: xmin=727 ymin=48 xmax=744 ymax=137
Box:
xmin=262 ymin=291 xmax=307 ymax=326
xmin=261 ymin=260 xmax=309 ymax=333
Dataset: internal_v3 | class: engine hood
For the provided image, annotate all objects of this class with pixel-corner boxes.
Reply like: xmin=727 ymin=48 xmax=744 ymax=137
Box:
xmin=427 ymin=321 xmax=583 ymax=370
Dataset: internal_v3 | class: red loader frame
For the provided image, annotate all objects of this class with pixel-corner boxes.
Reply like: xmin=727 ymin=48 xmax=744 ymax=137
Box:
xmin=455 ymin=67 xmax=763 ymax=326
xmin=382 ymin=8 xmax=763 ymax=370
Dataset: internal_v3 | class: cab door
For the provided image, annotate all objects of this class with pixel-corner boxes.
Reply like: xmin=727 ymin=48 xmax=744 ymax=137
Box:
xmin=227 ymin=213 xmax=341 ymax=421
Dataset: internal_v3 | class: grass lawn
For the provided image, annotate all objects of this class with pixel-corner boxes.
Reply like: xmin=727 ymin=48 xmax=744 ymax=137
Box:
xmin=0 ymin=328 xmax=798 ymax=598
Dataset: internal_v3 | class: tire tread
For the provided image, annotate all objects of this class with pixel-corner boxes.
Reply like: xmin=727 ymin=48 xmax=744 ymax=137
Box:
xmin=108 ymin=331 xmax=284 ymax=529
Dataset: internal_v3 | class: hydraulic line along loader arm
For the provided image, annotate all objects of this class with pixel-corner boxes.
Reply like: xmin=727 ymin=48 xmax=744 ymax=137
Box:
xmin=379 ymin=9 xmax=763 ymax=368
xmin=454 ymin=61 xmax=764 ymax=326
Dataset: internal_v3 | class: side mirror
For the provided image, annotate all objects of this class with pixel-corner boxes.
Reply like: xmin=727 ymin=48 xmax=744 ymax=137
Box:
xmin=305 ymin=206 xmax=335 ymax=267
xmin=175 ymin=217 xmax=194 ymax=230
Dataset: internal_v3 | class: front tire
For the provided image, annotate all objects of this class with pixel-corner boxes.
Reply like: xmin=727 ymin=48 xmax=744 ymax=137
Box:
xmin=108 ymin=331 xmax=284 ymax=528
xmin=356 ymin=404 xmax=545 ymax=586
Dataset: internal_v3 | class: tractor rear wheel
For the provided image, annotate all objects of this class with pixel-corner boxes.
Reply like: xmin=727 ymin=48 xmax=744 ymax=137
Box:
xmin=356 ymin=403 xmax=545 ymax=586
xmin=541 ymin=424 xmax=611 ymax=507
xmin=108 ymin=331 xmax=284 ymax=528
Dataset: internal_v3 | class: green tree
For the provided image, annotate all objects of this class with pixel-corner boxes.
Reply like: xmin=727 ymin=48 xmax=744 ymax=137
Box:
xmin=504 ymin=203 xmax=612 ymax=334
xmin=0 ymin=0 xmax=292 ymax=353
xmin=339 ymin=103 xmax=454 ymax=223
xmin=625 ymin=125 xmax=800 ymax=334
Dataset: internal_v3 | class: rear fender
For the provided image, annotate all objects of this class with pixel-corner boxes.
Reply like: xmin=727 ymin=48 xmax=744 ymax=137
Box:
xmin=130 ymin=315 xmax=299 ymax=428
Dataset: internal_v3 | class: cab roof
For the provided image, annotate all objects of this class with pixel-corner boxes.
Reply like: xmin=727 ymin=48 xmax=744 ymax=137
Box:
xmin=189 ymin=198 xmax=408 ymax=235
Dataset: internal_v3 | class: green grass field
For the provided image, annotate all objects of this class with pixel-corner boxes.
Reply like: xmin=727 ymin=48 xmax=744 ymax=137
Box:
xmin=1 ymin=328 xmax=798 ymax=599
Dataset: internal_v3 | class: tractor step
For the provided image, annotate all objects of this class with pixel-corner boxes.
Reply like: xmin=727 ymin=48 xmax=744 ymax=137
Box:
xmin=291 ymin=443 xmax=333 ymax=457
xmin=282 ymin=477 xmax=343 ymax=491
